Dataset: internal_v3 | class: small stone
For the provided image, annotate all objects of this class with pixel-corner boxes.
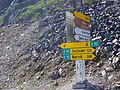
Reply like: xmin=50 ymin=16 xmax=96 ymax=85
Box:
xmin=101 ymin=70 xmax=106 ymax=78
xmin=37 ymin=65 xmax=44 ymax=71
xmin=8 ymin=25 xmax=12 ymax=27
xmin=96 ymin=62 xmax=103 ymax=67
xmin=23 ymin=82 xmax=27 ymax=85
xmin=0 ymin=33 xmax=4 ymax=36
xmin=0 ymin=56 xmax=3 ymax=59
xmin=113 ymin=57 xmax=119 ymax=64
xmin=19 ymin=72 xmax=26 ymax=78
xmin=108 ymin=74 xmax=114 ymax=80
xmin=19 ymin=54 xmax=31 ymax=60
xmin=21 ymin=34 xmax=24 ymax=36
xmin=112 ymin=39 xmax=118 ymax=43
xmin=51 ymin=71 xmax=60 ymax=80
xmin=32 ymin=49 xmax=38 ymax=57
xmin=115 ymin=81 xmax=120 ymax=88
xmin=6 ymin=46 xmax=10 ymax=49
xmin=61 ymin=71 xmax=66 ymax=77
xmin=16 ymin=86 xmax=19 ymax=89
xmin=58 ymin=68 xmax=62 ymax=75
xmin=54 ymin=81 xmax=58 ymax=86
xmin=40 ymin=71 xmax=44 ymax=76
xmin=118 ymin=16 xmax=120 ymax=19
xmin=105 ymin=66 xmax=114 ymax=72
xmin=36 ymin=76 xmax=40 ymax=80
xmin=7 ymin=78 xmax=10 ymax=81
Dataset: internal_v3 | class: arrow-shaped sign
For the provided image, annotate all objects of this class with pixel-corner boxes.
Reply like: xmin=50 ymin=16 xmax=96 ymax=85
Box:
xmin=62 ymin=54 xmax=96 ymax=60
xmin=73 ymin=11 xmax=90 ymax=23
xmin=59 ymin=42 xmax=90 ymax=48
xmin=74 ymin=27 xmax=90 ymax=36
xmin=74 ymin=17 xmax=90 ymax=30
xmin=62 ymin=48 xmax=95 ymax=54
xmin=74 ymin=34 xmax=90 ymax=41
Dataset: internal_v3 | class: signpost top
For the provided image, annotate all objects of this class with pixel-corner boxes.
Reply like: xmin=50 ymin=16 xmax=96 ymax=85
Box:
xmin=73 ymin=11 xmax=90 ymax=23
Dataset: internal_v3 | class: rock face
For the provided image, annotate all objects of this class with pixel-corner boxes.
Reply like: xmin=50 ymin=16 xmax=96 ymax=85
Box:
xmin=0 ymin=0 xmax=13 ymax=11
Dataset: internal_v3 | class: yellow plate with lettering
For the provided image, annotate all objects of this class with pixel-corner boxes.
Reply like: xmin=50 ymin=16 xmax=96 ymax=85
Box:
xmin=70 ymin=54 xmax=96 ymax=60
xmin=70 ymin=48 xmax=95 ymax=54
xmin=59 ymin=42 xmax=90 ymax=48
xmin=73 ymin=11 xmax=90 ymax=23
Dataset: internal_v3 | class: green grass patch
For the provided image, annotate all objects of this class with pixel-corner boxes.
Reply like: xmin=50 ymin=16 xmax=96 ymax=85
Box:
xmin=84 ymin=0 xmax=97 ymax=4
xmin=46 ymin=0 xmax=54 ymax=6
xmin=17 ymin=1 xmax=44 ymax=21
xmin=26 ymin=2 xmax=43 ymax=11
xmin=31 ymin=13 xmax=40 ymax=21
xmin=17 ymin=11 xmax=33 ymax=20
xmin=15 ymin=0 xmax=67 ymax=22
xmin=46 ymin=0 xmax=65 ymax=6
xmin=26 ymin=5 xmax=36 ymax=11
xmin=0 ymin=16 xmax=3 ymax=25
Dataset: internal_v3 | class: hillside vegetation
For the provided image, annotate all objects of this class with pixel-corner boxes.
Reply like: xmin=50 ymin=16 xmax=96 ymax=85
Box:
xmin=0 ymin=0 xmax=97 ymax=26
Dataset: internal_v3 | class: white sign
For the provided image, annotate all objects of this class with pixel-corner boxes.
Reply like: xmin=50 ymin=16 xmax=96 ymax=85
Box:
xmin=74 ymin=27 xmax=90 ymax=37
xmin=74 ymin=34 xmax=90 ymax=41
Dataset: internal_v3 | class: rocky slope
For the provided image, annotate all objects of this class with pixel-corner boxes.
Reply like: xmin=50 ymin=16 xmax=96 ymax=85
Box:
xmin=0 ymin=0 xmax=13 ymax=11
xmin=0 ymin=0 xmax=120 ymax=90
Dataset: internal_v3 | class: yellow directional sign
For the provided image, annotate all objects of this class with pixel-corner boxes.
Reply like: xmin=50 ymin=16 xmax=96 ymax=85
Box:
xmin=59 ymin=42 xmax=90 ymax=48
xmin=70 ymin=54 xmax=96 ymax=60
xmin=73 ymin=11 xmax=90 ymax=23
xmin=70 ymin=48 xmax=95 ymax=54
xmin=62 ymin=48 xmax=95 ymax=54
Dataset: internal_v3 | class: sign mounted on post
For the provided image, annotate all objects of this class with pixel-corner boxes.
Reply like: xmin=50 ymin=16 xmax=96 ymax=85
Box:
xmin=90 ymin=40 xmax=100 ymax=47
xmin=74 ymin=34 xmax=90 ymax=41
xmin=62 ymin=48 xmax=95 ymax=54
xmin=73 ymin=11 xmax=90 ymax=42
xmin=59 ymin=41 xmax=90 ymax=48
xmin=62 ymin=54 xmax=96 ymax=60
xmin=74 ymin=17 xmax=90 ymax=30
xmin=73 ymin=11 xmax=90 ymax=23
xmin=74 ymin=27 xmax=90 ymax=36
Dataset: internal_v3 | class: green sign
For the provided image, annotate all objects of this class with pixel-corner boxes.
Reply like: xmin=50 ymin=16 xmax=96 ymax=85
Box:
xmin=90 ymin=40 xmax=100 ymax=47
xmin=62 ymin=55 xmax=70 ymax=61
xmin=62 ymin=49 xmax=70 ymax=54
